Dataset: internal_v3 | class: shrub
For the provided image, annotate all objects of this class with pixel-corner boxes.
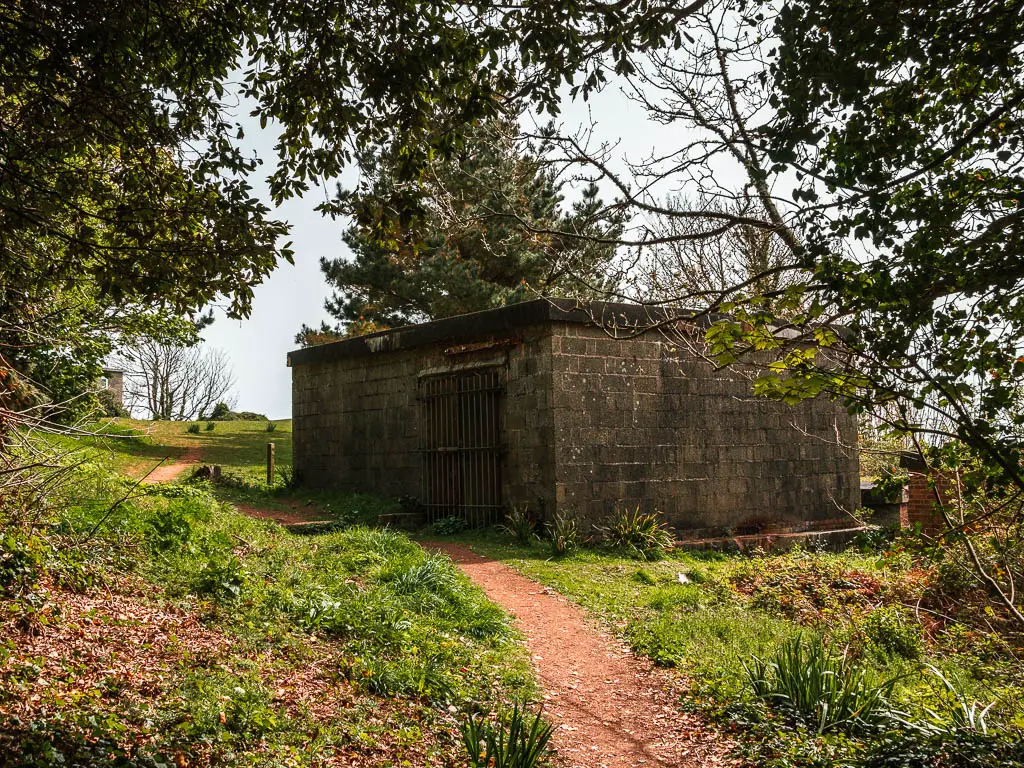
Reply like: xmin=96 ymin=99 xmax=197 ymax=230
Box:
xmin=96 ymin=388 xmax=128 ymax=417
xmin=147 ymin=501 xmax=198 ymax=552
xmin=461 ymin=704 xmax=554 ymax=768
xmin=205 ymin=421 xmax=215 ymax=431
xmin=500 ymin=507 xmax=537 ymax=545
xmin=546 ymin=512 xmax=579 ymax=556
xmin=192 ymin=555 xmax=245 ymax=600
xmin=863 ymin=606 xmax=923 ymax=661
xmin=207 ymin=403 xmax=269 ymax=421
xmin=209 ymin=401 xmax=231 ymax=420
xmin=743 ymin=635 xmax=898 ymax=734
xmin=265 ymin=421 xmax=277 ymax=432
xmin=186 ymin=423 xmax=201 ymax=434
xmin=431 ymin=516 xmax=468 ymax=536
xmin=234 ymin=410 xmax=268 ymax=421
xmin=595 ymin=507 xmax=675 ymax=560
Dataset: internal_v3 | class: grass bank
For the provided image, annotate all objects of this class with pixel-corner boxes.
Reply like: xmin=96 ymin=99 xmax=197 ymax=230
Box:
xmin=437 ymin=527 xmax=1024 ymax=766
xmin=1 ymin=440 xmax=533 ymax=766
xmin=45 ymin=417 xmax=292 ymax=484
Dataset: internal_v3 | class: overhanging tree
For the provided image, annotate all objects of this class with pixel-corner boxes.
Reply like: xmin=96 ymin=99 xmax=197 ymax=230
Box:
xmin=5 ymin=0 xmax=1021 ymax=628
xmin=760 ymin=0 xmax=1024 ymax=625
xmin=1 ymin=0 xmax=686 ymax=422
xmin=473 ymin=0 xmax=1024 ymax=626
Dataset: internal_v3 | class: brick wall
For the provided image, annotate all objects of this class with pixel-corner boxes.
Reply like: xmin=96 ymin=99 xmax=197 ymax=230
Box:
xmin=548 ymin=323 xmax=860 ymax=532
xmin=905 ymin=470 xmax=951 ymax=535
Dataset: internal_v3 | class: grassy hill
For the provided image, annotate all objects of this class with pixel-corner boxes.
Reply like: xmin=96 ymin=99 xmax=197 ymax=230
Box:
xmin=1 ymin=420 xmax=533 ymax=767
xmin=51 ymin=417 xmax=294 ymax=484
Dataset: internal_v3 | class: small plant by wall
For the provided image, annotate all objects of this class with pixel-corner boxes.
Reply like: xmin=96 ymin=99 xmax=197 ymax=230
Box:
xmin=500 ymin=507 xmax=537 ymax=545
xmin=595 ymin=507 xmax=674 ymax=560
xmin=546 ymin=512 xmax=579 ymax=556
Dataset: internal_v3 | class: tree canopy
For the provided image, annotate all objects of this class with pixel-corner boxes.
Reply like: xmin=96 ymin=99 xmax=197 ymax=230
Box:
xmin=764 ymin=0 xmax=1024 ymax=476
xmin=305 ymin=120 xmax=621 ymax=338
xmin=1 ymin=0 xmax=678 ymax=417
xmin=4 ymin=0 xmax=1022 ymax=502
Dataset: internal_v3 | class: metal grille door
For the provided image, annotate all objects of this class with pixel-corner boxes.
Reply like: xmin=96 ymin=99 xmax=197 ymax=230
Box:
xmin=419 ymin=368 xmax=502 ymax=526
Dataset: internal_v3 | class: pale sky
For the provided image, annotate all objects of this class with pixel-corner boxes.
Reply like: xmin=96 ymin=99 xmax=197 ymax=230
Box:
xmin=200 ymin=83 xmax=706 ymax=419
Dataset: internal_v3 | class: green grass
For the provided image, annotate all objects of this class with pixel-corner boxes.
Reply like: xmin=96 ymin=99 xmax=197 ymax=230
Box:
xmin=21 ymin=418 xmax=1024 ymax=765
xmin=1 ymin=462 xmax=535 ymax=767
xmin=43 ymin=417 xmax=292 ymax=484
xmin=2 ymin=423 xmax=539 ymax=767
xmin=439 ymin=530 xmax=1024 ymax=765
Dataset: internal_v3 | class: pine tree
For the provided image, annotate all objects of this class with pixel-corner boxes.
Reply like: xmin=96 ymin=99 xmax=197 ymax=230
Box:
xmin=307 ymin=120 xmax=622 ymax=339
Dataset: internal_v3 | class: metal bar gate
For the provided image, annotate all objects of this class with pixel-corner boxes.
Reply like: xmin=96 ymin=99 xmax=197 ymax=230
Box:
xmin=418 ymin=368 xmax=503 ymax=526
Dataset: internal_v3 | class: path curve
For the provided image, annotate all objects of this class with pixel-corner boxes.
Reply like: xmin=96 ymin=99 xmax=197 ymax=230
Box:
xmin=142 ymin=446 xmax=203 ymax=484
xmin=235 ymin=501 xmax=334 ymax=526
xmin=425 ymin=542 xmax=730 ymax=768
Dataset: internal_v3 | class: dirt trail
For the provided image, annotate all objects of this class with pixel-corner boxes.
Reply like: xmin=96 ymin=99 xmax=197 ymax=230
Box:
xmin=141 ymin=446 xmax=203 ymax=484
xmin=236 ymin=501 xmax=335 ymax=527
xmin=425 ymin=542 xmax=730 ymax=768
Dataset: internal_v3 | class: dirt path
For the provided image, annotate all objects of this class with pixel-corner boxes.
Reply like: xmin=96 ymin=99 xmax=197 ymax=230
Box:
xmin=425 ymin=542 xmax=731 ymax=768
xmin=236 ymin=500 xmax=335 ymax=527
xmin=141 ymin=446 xmax=203 ymax=484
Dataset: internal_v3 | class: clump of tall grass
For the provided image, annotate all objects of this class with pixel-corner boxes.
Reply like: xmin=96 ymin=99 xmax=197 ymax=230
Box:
xmin=595 ymin=507 xmax=674 ymax=560
xmin=546 ymin=512 xmax=579 ymax=556
xmin=500 ymin=507 xmax=537 ymax=545
xmin=461 ymin=704 xmax=554 ymax=768
xmin=743 ymin=635 xmax=898 ymax=734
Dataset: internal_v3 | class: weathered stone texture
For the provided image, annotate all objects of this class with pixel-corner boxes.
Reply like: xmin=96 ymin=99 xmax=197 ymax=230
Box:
xmin=548 ymin=323 xmax=859 ymax=529
xmin=291 ymin=325 xmax=555 ymax=511
xmin=100 ymin=368 xmax=124 ymax=407
xmin=290 ymin=300 xmax=859 ymax=533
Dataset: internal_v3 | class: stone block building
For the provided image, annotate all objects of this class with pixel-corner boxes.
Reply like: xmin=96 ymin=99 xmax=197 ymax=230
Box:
xmin=100 ymin=367 xmax=124 ymax=408
xmin=289 ymin=300 xmax=859 ymax=533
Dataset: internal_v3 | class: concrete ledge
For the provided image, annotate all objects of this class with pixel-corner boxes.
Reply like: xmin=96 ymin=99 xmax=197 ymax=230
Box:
xmin=675 ymin=526 xmax=869 ymax=554
xmin=287 ymin=299 xmax=697 ymax=368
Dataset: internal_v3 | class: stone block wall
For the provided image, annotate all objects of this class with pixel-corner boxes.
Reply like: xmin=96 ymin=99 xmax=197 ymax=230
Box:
xmin=501 ymin=328 xmax=557 ymax=514
xmin=548 ymin=323 xmax=860 ymax=531
xmin=291 ymin=325 xmax=555 ymax=511
xmin=292 ymin=346 xmax=421 ymax=495
xmin=291 ymin=300 xmax=861 ymax=534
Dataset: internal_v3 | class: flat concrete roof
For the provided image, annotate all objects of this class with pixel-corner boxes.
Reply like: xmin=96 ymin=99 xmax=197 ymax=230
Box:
xmin=287 ymin=298 xmax=695 ymax=367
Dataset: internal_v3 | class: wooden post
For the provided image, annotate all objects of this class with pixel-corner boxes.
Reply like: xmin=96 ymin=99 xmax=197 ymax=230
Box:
xmin=266 ymin=442 xmax=275 ymax=486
